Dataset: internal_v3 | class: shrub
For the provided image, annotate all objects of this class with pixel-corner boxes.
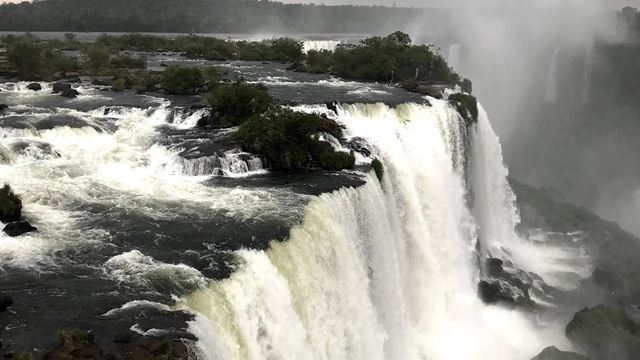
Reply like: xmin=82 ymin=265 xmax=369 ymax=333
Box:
xmin=11 ymin=353 xmax=33 ymax=360
xmin=161 ymin=65 xmax=204 ymax=95
xmin=206 ymin=81 xmax=272 ymax=127
xmin=332 ymin=32 xmax=459 ymax=84
xmin=304 ymin=49 xmax=333 ymax=74
xmin=0 ymin=184 xmax=22 ymax=222
xmin=46 ymin=49 xmax=78 ymax=76
xmin=82 ymin=44 xmax=111 ymax=72
xmin=109 ymin=54 xmax=145 ymax=69
xmin=6 ymin=37 xmax=47 ymax=80
xmin=56 ymin=329 xmax=90 ymax=347
xmin=234 ymin=107 xmax=353 ymax=171
xmin=111 ymin=78 xmax=126 ymax=92
xmin=202 ymin=66 xmax=225 ymax=90
xmin=449 ymin=93 xmax=478 ymax=125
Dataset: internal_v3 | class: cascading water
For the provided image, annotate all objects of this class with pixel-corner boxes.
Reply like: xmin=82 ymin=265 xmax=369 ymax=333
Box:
xmin=302 ymin=40 xmax=343 ymax=54
xmin=178 ymin=100 xmax=565 ymax=360
xmin=544 ymin=47 xmax=560 ymax=104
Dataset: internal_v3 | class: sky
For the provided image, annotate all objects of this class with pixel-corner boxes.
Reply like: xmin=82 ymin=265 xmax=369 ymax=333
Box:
xmin=1 ymin=0 xmax=639 ymax=6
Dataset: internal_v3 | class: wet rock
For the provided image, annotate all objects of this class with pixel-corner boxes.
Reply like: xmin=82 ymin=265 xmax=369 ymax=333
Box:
xmin=344 ymin=137 xmax=373 ymax=157
xmin=124 ymin=338 xmax=188 ymax=360
xmin=0 ymin=293 xmax=14 ymax=311
xmin=35 ymin=115 xmax=91 ymax=130
xmin=0 ymin=184 xmax=22 ymax=223
xmin=530 ymin=346 xmax=589 ymax=360
xmin=52 ymin=82 xmax=72 ymax=94
xmin=44 ymin=330 xmax=99 ymax=360
xmin=286 ymin=62 xmax=305 ymax=72
xmin=478 ymin=257 xmax=535 ymax=308
xmin=3 ymin=221 xmax=37 ymax=237
xmin=113 ymin=333 xmax=134 ymax=344
xmin=324 ymin=101 xmax=338 ymax=114
xmin=60 ymin=89 xmax=80 ymax=98
xmin=70 ymin=344 xmax=103 ymax=359
xmin=566 ymin=305 xmax=640 ymax=360
xmin=0 ymin=104 xmax=7 ymax=112
xmin=27 ymin=83 xmax=42 ymax=91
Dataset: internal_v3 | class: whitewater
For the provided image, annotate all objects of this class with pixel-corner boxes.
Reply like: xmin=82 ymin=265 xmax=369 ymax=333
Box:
xmin=178 ymin=100 xmax=571 ymax=360
xmin=0 ymin=82 xmax=584 ymax=359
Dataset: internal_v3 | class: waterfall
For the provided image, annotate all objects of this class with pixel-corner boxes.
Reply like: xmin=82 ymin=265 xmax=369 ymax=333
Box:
xmin=448 ymin=44 xmax=462 ymax=72
xmin=302 ymin=40 xmax=343 ymax=54
xmin=178 ymin=101 xmax=554 ymax=360
xmin=544 ymin=47 xmax=560 ymax=103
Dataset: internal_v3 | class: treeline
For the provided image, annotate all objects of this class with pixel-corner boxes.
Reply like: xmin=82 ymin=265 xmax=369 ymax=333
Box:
xmin=0 ymin=0 xmax=445 ymax=33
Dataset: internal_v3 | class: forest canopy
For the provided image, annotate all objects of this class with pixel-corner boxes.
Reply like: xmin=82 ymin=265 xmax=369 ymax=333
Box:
xmin=0 ymin=0 xmax=445 ymax=33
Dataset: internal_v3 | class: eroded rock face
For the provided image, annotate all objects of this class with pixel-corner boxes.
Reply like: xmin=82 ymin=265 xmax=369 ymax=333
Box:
xmin=566 ymin=305 xmax=640 ymax=360
xmin=530 ymin=346 xmax=589 ymax=360
xmin=477 ymin=257 xmax=535 ymax=309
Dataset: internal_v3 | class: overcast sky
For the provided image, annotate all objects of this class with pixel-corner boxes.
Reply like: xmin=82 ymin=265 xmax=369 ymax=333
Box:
xmin=1 ymin=0 xmax=639 ymax=7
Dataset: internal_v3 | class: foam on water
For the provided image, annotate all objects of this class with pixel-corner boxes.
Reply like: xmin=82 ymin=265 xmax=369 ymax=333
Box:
xmin=178 ymin=101 xmax=578 ymax=360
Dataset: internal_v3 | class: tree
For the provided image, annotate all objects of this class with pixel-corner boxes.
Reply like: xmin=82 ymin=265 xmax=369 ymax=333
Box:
xmin=160 ymin=65 xmax=204 ymax=95
xmin=6 ymin=37 xmax=46 ymax=80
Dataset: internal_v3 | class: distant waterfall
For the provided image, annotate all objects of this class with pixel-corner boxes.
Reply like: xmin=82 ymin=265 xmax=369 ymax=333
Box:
xmin=302 ymin=40 xmax=343 ymax=54
xmin=544 ymin=47 xmax=560 ymax=103
xmin=448 ymin=43 xmax=462 ymax=72
xmin=179 ymin=101 xmax=550 ymax=360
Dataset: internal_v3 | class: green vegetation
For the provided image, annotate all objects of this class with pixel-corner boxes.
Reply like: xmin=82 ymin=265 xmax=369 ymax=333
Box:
xmin=0 ymin=184 xmax=22 ymax=223
xmin=11 ymin=353 xmax=33 ymax=360
xmin=371 ymin=158 xmax=384 ymax=181
xmin=0 ymin=0 xmax=441 ymax=34
xmin=82 ymin=43 xmax=111 ymax=72
xmin=234 ymin=107 xmax=354 ymax=171
xmin=160 ymin=65 xmax=204 ymax=95
xmin=5 ymin=36 xmax=48 ymax=80
xmin=206 ymin=81 xmax=273 ymax=127
xmin=332 ymin=32 xmax=458 ymax=84
xmin=109 ymin=54 xmax=145 ymax=69
xmin=448 ymin=93 xmax=478 ymax=125
xmin=56 ymin=329 xmax=90 ymax=347
xmin=303 ymin=49 xmax=334 ymax=74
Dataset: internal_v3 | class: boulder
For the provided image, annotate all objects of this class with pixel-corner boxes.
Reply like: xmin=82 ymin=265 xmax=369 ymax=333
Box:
xmin=0 ymin=104 xmax=7 ymax=112
xmin=0 ymin=184 xmax=22 ymax=223
xmin=3 ymin=221 xmax=37 ymax=237
xmin=478 ymin=257 xmax=535 ymax=308
xmin=530 ymin=346 xmax=589 ymax=360
xmin=566 ymin=305 xmax=640 ymax=360
xmin=27 ymin=83 xmax=42 ymax=91
xmin=0 ymin=293 xmax=13 ymax=311
xmin=60 ymin=89 xmax=80 ymax=98
xmin=51 ymin=82 xmax=72 ymax=94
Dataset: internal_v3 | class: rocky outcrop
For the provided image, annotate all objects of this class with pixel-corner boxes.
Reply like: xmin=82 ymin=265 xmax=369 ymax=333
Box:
xmin=26 ymin=83 xmax=41 ymax=91
xmin=530 ymin=346 xmax=589 ymax=360
xmin=51 ymin=82 xmax=72 ymax=94
xmin=42 ymin=330 xmax=189 ymax=360
xmin=3 ymin=221 xmax=37 ymax=237
xmin=477 ymin=258 xmax=535 ymax=308
xmin=565 ymin=305 xmax=640 ymax=360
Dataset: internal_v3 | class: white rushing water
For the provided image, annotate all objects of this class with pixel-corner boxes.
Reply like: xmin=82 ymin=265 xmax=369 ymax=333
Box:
xmin=178 ymin=100 xmax=570 ymax=360
xmin=302 ymin=40 xmax=343 ymax=54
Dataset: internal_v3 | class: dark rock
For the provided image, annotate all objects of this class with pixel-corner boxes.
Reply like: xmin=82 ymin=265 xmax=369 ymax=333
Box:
xmin=0 ymin=293 xmax=14 ymax=311
xmin=172 ymin=341 xmax=188 ymax=359
xmin=486 ymin=257 xmax=504 ymax=277
xmin=27 ymin=83 xmax=42 ymax=91
xmin=113 ymin=333 xmax=133 ymax=344
xmin=70 ymin=344 xmax=103 ymax=359
xmin=160 ymin=62 xmax=168 ymax=67
xmin=3 ymin=221 xmax=37 ymax=237
xmin=324 ymin=101 xmax=338 ymax=114
xmin=530 ymin=346 xmax=589 ymax=360
xmin=286 ymin=62 xmax=305 ymax=72
xmin=0 ymin=104 xmax=7 ymax=112
xmin=60 ymin=89 xmax=80 ymax=98
xmin=0 ymin=184 xmax=22 ymax=223
xmin=566 ymin=305 xmax=640 ymax=360
xmin=51 ymin=83 xmax=72 ymax=94
xmin=344 ymin=137 xmax=373 ymax=157
xmin=591 ymin=267 xmax=623 ymax=291
xmin=478 ymin=279 xmax=534 ymax=308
